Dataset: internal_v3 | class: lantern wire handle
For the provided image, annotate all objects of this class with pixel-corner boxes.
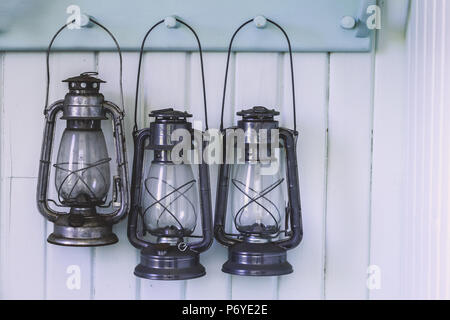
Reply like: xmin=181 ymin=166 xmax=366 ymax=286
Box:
xmin=219 ymin=18 xmax=297 ymax=132
xmin=133 ymin=18 xmax=209 ymax=132
xmin=44 ymin=17 xmax=125 ymax=114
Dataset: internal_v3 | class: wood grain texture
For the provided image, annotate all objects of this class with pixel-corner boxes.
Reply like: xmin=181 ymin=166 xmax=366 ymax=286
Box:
xmin=403 ymin=0 xmax=450 ymax=299
xmin=325 ymin=53 xmax=373 ymax=299
xmin=2 ymin=53 xmax=46 ymax=178
xmin=0 ymin=53 xmax=47 ymax=299
xmin=368 ymin=1 xmax=407 ymax=299
xmin=0 ymin=41 xmax=412 ymax=299
xmin=278 ymin=53 xmax=328 ymax=300
xmin=0 ymin=178 xmax=46 ymax=299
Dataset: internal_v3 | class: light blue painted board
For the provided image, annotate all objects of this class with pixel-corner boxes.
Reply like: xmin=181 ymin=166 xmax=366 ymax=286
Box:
xmin=0 ymin=0 xmax=374 ymax=52
xmin=185 ymin=52 xmax=232 ymax=300
xmin=93 ymin=52 xmax=139 ymax=299
xmin=325 ymin=53 xmax=373 ymax=299
xmin=0 ymin=178 xmax=46 ymax=299
xmin=278 ymin=53 xmax=328 ymax=299
xmin=1 ymin=53 xmax=46 ymax=178
xmin=368 ymin=0 xmax=406 ymax=299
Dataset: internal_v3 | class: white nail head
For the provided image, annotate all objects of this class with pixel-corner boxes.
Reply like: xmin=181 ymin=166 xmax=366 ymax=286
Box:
xmin=165 ymin=16 xmax=178 ymax=28
xmin=79 ymin=14 xmax=90 ymax=27
xmin=340 ymin=16 xmax=356 ymax=29
xmin=254 ymin=15 xmax=267 ymax=29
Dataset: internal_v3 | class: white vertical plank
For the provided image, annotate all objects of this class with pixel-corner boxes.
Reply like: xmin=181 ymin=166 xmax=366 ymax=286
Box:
xmin=325 ymin=53 xmax=373 ymax=299
xmin=402 ymin=0 xmax=413 ymax=299
xmin=92 ymin=52 xmax=139 ymax=299
xmin=278 ymin=53 xmax=328 ymax=299
xmin=230 ymin=53 xmax=279 ymax=300
xmin=1 ymin=179 xmax=46 ymax=299
xmin=0 ymin=177 xmax=10 ymax=299
xmin=403 ymin=0 xmax=450 ymax=299
xmin=440 ymin=0 xmax=450 ymax=300
xmin=0 ymin=53 xmax=46 ymax=299
xmin=0 ymin=52 xmax=8 ymax=299
xmin=45 ymin=53 xmax=96 ymax=299
xmin=421 ymin=0 xmax=433 ymax=300
xmin=403 ymin=0 xmax=419 ymax=299
xmin=368 ymin=1 xmax=407 ymax=298
xmin=139 ymin=52 xmax=187 ymax=300
xmin=185 ymin=52 xmax=232 ymax=300
xmin=427 ymin=0 xmax=443 ymax=299
xmin=0 ymin=52 xmax=3 ymax=298
xmin=412 ymin=1 xmax=427 ymax=299
xmin=1 ymin=53 xmax=46 ymax=178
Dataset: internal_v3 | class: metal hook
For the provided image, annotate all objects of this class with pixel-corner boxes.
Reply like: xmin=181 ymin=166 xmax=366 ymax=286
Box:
xmin=164 ymin=16 xmax=178 ymax=28
xmin=254 ymin=15 xmax=267 ymax=29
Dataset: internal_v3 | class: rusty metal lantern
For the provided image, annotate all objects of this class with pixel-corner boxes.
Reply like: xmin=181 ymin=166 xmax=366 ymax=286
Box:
xmin=37 ymin=19 xmax=129 ymax=246
xmin=127 ymin=18 xmax=213 ymax=280
xmin=214 ymin=18 xmax=303 ymax=276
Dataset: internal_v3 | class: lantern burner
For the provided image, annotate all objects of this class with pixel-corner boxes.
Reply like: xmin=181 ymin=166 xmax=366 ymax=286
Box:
xmin=53 ymin=157 xmax=112 ymax=207
xmin=231 ymin=177 xmax=284 ymax=237
xmin=142 ymin=176 xmax=197 ymax=238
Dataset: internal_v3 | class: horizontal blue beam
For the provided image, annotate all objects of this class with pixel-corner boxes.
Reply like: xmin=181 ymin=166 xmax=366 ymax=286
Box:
xmin=0 ymin=0 xmax=375 ymax=52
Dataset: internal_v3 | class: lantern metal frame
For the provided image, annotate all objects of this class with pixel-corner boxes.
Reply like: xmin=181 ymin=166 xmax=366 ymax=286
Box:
xmin=127 ymin=18 xmax=213 ymax=280
xmin=36 ymin=18 xmax=129 ymax=247
xmin=214 ymin=18 xmax=303 ymax=276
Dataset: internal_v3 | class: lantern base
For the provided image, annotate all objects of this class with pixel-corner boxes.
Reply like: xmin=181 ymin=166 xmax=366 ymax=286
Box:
xmin=222 ymin=242 xmax=293 ymax=276
xmin=47 ymin=214 xmax=118 ymax=247
xmin=134 ymin=246 xmax=206 ymax=280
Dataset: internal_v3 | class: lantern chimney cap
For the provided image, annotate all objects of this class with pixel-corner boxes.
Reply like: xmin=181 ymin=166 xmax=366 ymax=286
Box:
xmin=62 ymin=72 xmax=106 ymax=84
xmin=149 ymin=108 xmax=192 ymax=120
xmin=63 ymin=72 xmax=106 ymax=92
xmin=237 ymin=106 xmax=280 ymax=119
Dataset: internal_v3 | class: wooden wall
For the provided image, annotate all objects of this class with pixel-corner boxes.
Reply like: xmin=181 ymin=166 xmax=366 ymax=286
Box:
xmin=0 ymin=3 xmax=408 ymax=299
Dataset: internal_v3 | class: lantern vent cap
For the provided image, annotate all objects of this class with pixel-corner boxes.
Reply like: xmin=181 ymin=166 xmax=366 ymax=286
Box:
xmin=149 ymin=108 xmax=192 ymax=120
xmin=63 ymin=72 xmax=106 ymax=93
xmin=237 ymin=106 xmax=280 ymax=120
xmin=62 ymin=72 xmax=106 ymax=84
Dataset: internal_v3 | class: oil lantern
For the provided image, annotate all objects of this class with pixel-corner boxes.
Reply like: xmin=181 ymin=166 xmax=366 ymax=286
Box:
xmin=37 ymin=19 xmax=129 ymax=246
xmin=127 ymin=18 xmax=213 ymax=280
xmin=214 ymin=17 xmax=303 ymax=276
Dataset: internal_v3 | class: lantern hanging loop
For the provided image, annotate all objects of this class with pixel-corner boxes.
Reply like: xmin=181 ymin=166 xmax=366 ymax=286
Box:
xmin=219 ymin=17 xmax=297 ymax=131
xmin=133 ymin=18 xmax=208 ymax=132
xmin=44 ymin=17 xmax=125 ymax=114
